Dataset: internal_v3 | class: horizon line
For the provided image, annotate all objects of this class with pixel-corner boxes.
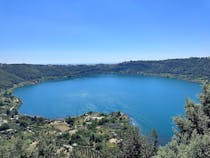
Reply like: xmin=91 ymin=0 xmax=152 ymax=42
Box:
xmin=0 ymin=56 xmax=209 ymax=65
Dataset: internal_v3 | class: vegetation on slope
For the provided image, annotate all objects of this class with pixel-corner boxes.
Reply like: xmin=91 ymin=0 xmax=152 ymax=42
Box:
xmin=0 ymin=91 xmax=157 ymax=157
xmin=0 ymin=57 xmax=209 ymax=90
xmin=154 ymin=83 xmax=210 ymax=158
xmin=1 ymin=83 xmax=210 ymax=157
xmin=116 ymin=57 xmax=210 ymax=81
xmin=0 ymin=57 xmax=210 ymax=157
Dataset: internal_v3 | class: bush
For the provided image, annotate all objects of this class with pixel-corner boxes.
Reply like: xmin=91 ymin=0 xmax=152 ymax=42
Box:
xmin=0 ymin=123 xmax=9 ymax=131
xmin=65 ymin=117 xmax=75 ymax=127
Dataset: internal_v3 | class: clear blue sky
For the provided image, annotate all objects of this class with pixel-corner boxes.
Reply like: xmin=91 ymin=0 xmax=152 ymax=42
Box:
xmin=0 ymin=0 xmax=209 ymax=64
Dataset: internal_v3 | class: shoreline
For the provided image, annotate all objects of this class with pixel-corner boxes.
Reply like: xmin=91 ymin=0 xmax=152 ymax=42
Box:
xmin=11 ymin=72 xmax=204 ymax=121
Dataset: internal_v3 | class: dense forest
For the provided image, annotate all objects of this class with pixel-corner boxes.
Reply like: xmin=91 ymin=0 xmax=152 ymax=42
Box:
xmin=0 ymin=57 xmax=210 ymax=157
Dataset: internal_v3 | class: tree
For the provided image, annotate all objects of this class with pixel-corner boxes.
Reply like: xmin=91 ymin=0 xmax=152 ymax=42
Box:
xmin=154 ymin=83 xmax=210 ymax=158
xmin=66 ymin=117 xmax=75 ymax=127
xmin=200 ymin=82 xmax=210 ymax=118
xmin=121 ymin=127 xmax=155 ymax=158
xmin=0 ymin=123 xmax=9 ymax=131
xmin=151 ymin=129 xmax=158 ymax=153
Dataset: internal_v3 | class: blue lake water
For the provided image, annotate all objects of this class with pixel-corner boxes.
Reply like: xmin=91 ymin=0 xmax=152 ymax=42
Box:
xmin=14 ymin=75 xmax=201 ymax=144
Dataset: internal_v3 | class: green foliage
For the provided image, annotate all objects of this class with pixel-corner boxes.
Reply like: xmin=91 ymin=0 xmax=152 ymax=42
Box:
xmin=120 ymin=127 xmax=157 ymax=158
xmin=65 ymin=117 xmax=75 ymax=127
xmin=0 ymin=57 xmax=209 ymax=89
xmin=0 ymin=58 xmax=210 ymax=157
xmin=152 ymin=129 xmax=158 ymax=153
xmin=97 ymin=117 xmax=109 ymax=125
xmin=0 ymin=123 xmax=9 ymax=131
xmin=200 ymin=83 xmax=210 ymax=117
xmin=155 ymin=133 xmax=210 ymax=158
xmin=154 ymin=83 xmax=210 ymax=158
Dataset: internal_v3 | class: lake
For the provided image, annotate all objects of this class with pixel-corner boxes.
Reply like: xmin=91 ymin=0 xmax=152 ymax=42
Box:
xmin=14 ymin=75 xmax=201 ymax=144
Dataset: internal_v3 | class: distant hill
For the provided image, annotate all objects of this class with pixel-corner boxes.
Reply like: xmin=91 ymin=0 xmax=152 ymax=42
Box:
xmin=0 ymin=57 xmax=209 ymax=90
xmin=114 ymin=57 xmax=210 ymax=81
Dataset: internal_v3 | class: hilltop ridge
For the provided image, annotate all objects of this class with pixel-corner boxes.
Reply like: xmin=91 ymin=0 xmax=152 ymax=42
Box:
xmin=0 ymin=57 xmax=209 ymax=90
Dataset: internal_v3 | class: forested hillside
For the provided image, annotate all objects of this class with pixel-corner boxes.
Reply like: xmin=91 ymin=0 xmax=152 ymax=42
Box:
xmin=0 ymin=57 xmax=209 ymax=90
xmin=0 ymin=57 xmax=210 ymax=157
xmin=116 ymin=57 xmax=210 ymax=81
